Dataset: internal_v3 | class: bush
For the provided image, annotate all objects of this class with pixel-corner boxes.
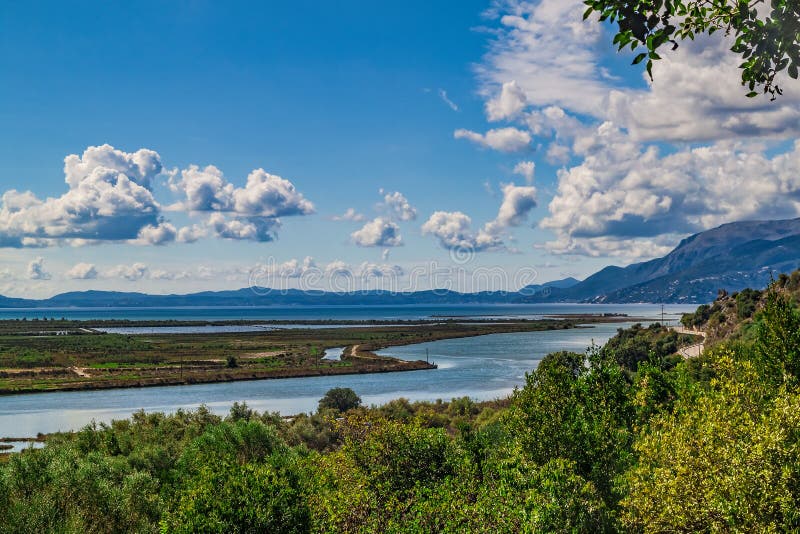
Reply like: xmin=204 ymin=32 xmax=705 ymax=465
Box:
xmin=318 ymin=387 xmax=361 ymax=413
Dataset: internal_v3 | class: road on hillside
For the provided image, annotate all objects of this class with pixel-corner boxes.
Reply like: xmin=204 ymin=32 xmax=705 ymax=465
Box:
xmin=671 ymin=326 xmax=706 ymax=358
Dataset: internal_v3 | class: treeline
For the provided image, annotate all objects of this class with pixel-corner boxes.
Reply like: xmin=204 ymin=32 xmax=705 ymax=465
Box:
xmin=3 ymin=284 xmax=800 ymax=532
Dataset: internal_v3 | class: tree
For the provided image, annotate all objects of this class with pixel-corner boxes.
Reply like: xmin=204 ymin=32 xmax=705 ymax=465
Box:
xmin=584 ymin=0 xmax=800 ymax=98
xmin=754 ymin=286 xmax=800 ymax=381
xmin=622 ymin=348 xmax=800 ymax=531
xmin=318 ymin=387 xmax=362 ymax=413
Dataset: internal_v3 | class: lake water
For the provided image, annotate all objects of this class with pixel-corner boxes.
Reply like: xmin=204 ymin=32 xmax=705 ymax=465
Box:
xmin=0 ymin=303 xmax=692 ymax=322
xmin=0 ymin=321 xmax=657 ymax=437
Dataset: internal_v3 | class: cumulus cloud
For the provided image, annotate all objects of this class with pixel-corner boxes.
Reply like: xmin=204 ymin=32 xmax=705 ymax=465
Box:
xmin=105 ymin=263 xmax=149 ymax=282
xmin=0 ymin=164 xmax=160 ymax=247
xmin=65 ymin=262 xmax=98 ymax=280
xmin=132 ymin=221 xmax=204 ymax=246
xmin=478 ymin=0 xmax=609 ymax=116
xmin=491 ymin=183 xmax=538 ymax=228
xmin=423 ymin=183 xmax=537 ymax=253
xmin=167 ymin=165 xmax=314 ymax=243
xmin=464 ymin=0 xmax=800 ymax=260
xmin=358 ymin=262 xmax=404 ymax=279
xmin=149 ymin=269 xmax=191 ymax=281
xmin=513 ymin=161 xmax=535 ymax=184
xmin=486 ymin=80 xmax=528 ymax=121
xmin=454 ymin=127 xmax=531 ymax=152
xmin=606 ymin=35 xmax=800 ymax=142
xmin=324 ymin=260 xmax=352 ymax=276
xmin=261 ymin=257 xmax=317 ymax=279
xmin=332 ymin=208 xmax=366 ymax=222
xmin=421 ymin=211 xmax=502 ymax=252
xmin=208 ymin=213 xmax=280 ymax=242
xmin=27 ymin=257 xmax=51 ymax=280
xmin=480 ymin=0 xmax=800 ymax=143
xmin=171 ymin=165 xmax=314 ymax=217
xmin=540 ymin=122 xmax=800 ymax=258
xmin=351 ymin=217 xmax=403 ymax=247
xmin=176 ymin=224 xmax=206 ymax=243
xmin=379 ymin=190 xmax=417 ymax=221
xmin=64 ymin=144 xmax=162 ymax=190
xmin=134 ymin=222 xmax=177 ymax=246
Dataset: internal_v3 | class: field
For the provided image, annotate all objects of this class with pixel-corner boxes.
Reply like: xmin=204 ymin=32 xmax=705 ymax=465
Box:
xmin=0 ymin=318 xmax=587 ymax=394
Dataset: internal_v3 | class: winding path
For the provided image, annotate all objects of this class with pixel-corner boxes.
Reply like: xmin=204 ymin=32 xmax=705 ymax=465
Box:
xmin=672 ymin=326 xmax=706 ymax=359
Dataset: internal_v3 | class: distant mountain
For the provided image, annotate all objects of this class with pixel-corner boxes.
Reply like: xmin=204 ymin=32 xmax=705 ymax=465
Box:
xmin=523 ymin=218 xmax=800 ymax=304
xmin=6 ymin=288 xmax=526 ymax=309
xmin=521 ymin=277 xmax=580 ymax=295
xmin=2 ymin=219 xmax=798 ymax=308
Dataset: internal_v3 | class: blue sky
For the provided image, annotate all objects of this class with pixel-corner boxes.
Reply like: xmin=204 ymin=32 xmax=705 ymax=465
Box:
xmin=1 ymin=1 xmax=799 ymax=297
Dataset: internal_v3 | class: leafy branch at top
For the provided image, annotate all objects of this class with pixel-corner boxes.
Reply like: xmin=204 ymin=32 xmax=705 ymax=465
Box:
xmin=584 ymin=0 xmax=800 ymax=99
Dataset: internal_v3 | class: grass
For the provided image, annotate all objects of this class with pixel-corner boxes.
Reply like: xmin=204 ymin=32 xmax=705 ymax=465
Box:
xmin=0 ymin=318 xmax=584 ymax=395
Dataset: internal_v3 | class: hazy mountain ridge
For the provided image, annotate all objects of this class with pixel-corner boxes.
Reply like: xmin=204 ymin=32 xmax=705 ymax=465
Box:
xmin=525 ymin=218 xmax=800 ymax=303
xmin=2 ymin=219 xmax=799 ymax=306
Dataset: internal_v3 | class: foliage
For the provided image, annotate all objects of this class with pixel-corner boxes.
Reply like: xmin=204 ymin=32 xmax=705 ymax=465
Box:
xmin=753 ymin=285 xmax=800 ymax=381
xmin=510 ymin=350 xmax=634 ymax=506
xmin=584 ymin=0 xmax=800 ymax=98
xmin=5 ymin=280 xmax=800 ymax=532
xmin=318 ymin=387 xmax=362 ymax=413
xmin=622 ymin=347 xmax=800 ymax=531
xmin=601 ymin=322 xmax=691 ymax=371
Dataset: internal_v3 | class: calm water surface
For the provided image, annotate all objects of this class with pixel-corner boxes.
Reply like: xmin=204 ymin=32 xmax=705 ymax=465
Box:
xmin=0 ymin=303 xmax=692 ymax=321
xmin=0 ymin=304 xmax=697 ymax=437
xmin=0 ymin=321 xmax=655 ymax=437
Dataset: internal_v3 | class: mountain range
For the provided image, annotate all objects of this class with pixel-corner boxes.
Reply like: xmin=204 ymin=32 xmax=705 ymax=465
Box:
xmin=2 ymin=218 xmax=800 ymax=307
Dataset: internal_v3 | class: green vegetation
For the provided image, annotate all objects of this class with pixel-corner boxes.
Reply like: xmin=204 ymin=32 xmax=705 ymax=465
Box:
xmin=4 ymin=279 xmax=800 ymax=531
xmin=584 ymin=0 xmax=800 ymax=98
xmin=0 ymin=319 xmax=580 ymax=394
xmin=318 ymin=387 xmax=361 ymax=413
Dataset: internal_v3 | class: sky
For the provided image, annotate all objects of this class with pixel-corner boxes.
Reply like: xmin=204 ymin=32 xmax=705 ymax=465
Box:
xmin=2 ymin=0 xmax=800 ymax=298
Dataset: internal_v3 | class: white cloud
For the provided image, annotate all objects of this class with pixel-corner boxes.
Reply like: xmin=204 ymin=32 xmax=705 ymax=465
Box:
xmin=351 ymin=217 xmax=403 ymax=247
xmin=546 ymin=143 xmax=571 ymax=165
xmin=171 ymin=165 xmax=315 ymax=217
xmin=169 ymin=165 xmax=233 ymax=212
xmin=134 ymin=222 xmax=177 ymax=246
xmin=438 ymin=89 xmax=459 ymax=111
xmin=176 ymin=224 xmax=206 ymax=243
xmin=132 ymin=221 xmax=205 ymax=245
xmin=208 ymin=213 xmax=280 ymax=242
xmin=262 ymin=257 xmax=317 ymax=279
xmin=0 ymin=163 xmax=160 ymax=247
xmin=454 ymin=127 xmax=531 ymax=152
xmin=607 ymin=35 xmax=800 ymax=142
xmin=105 ymin=263 xmax=149 ymax=282
xmin=332 ymin=208 xmax=366 ymax=222
xmin=513 ymin=161 xmax=535 ymax=184
xmin=379 ymin=190 xmax=417 ymax=221
xmin=64 ymin=144 xmax=162 ymax=190
xmin=149 ymin=269 xmax=191 ymax=281
xmin=477 ymin=0 xmax=609 ymax=116
xmin=65 ymin=262 xmax=98 ymax=280
xmin=486 ymin=80 xmax=527 ymax=121
xmin=27 ymin=257 xmax=51 ymax=280
xmin=491 ymin=183 xmax=538 ymax=228
xmin=324 ymin=260 xmax=352 ymax=276
xmin=423 ymin=182 xmax=537 ymax=253
xmin=358 ymin=262 xmax=404 ymax=279
xmin=540 ymin=122 xmax=800 ymax=259
xmin=479 ymin=1 xmax=800 ymax=143
xmin=421 ymin=211 xmax=502 ymax=252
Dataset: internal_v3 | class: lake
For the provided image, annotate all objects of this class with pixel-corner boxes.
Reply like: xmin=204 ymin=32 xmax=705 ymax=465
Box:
xmin=0 ymin=303 xmax=691 ymax=321
xmin=0 ymin=304 xmax=696 ymax=437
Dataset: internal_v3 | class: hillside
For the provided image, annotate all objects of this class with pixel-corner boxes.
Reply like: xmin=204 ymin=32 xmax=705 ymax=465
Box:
xmin=524 ymin=217 xmax=800 ymax=304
